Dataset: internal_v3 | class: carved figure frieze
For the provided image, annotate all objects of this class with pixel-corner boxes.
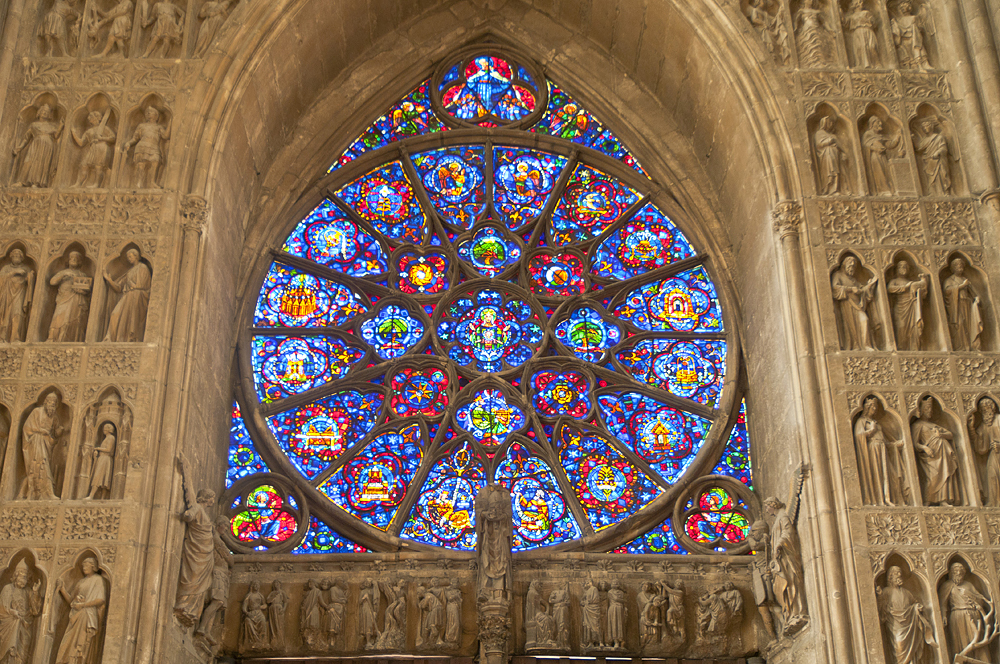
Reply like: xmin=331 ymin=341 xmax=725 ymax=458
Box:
xmin=300 ymin=579 xmax=324 ymax=649
xmin=855 ymin=395 xmax=911 ymax=506
xmin=912 ymin=114 xmax=956 ymax=195
xmin=941 ymin=256 xmax=983 ymax=351
xmin=417 ymin=583 xmax=445 ymax=648
xmin=696 ymin=582 xmax=743 ymax=649
xmin=747 ymin=521 xmax=777 ymax=639
xmin=445 ymin=580 xmax=462 ymax=645
xmin=53 ymin=555 xmax=107 ymax=664
xmin=122 ymin=102 xmax=170 ymax=189
xmin=376 ymin=579 xmax=407 ymax=650
xmin=745 ymin=0 xmax=791 ymax=65
xmin=18 ymin=391 xmax=67 ymax=500
xmin=39 ymin=0 xmax=80 ymax=57
xmin=102 ymin=246 xmax=151 ymax=342
xmin=0 ymin=246 xmax=35 ymax=342
xmin=0 ymin=556 xmax=43 ymax=664
xmin=322 ymin=579 xmax=346 ymax=649
xmin=860 ymin=112 xmax=902 ymax=195
xmin=13 ymin=102 xmax=64 ymax=188
xmin=832 ymin=254 xmax=880 ymax=350
xmin=938 ymin=561 xmax=996 ymax=663
xmin=877 ymin=565 xmax=935 ymax=664
xmin=580 ymin=579 xmax=605 ymax=650
xmin=968 ymin=396 xmax=1000 ymax=507
xmin=173 ymin=455 xmax=218 ymax=628
xmin=890 ymin=1 xmax=931 ymax=71
xmin=193 ymin=0 xmax=237 ymax=58
xmin=813 ymin=114 xmax=850 ymax=194
xmin=46 ymin=248 xmax=92 ymax=342
xmin=239 ymin=580 xmax=268 ymax=651
xmin=911 ymin=396 xmax=963 ymax=506
xmin=888 ymin=260 xmax=929 ymax=350
xmin=843 ymin=0 xmax=880 ymax=68
xmin=193 ymin=517 xmax=231 ymax=647
xmin=71 ymin=108 xmax=116 ymax=188
xmin=91 ymin=0 xmax=133 ymax=58
xmin=140 ymin=1 xmax=185 ymax=58
xmin=764 ymin=464 xmax=808 ymax=636
xmin=794 ymin=0 xmax=832 ymax=68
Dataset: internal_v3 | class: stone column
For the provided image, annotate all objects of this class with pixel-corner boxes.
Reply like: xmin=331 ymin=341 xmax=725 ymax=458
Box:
xmin=475 ymin=484 xmax=513 ymax=664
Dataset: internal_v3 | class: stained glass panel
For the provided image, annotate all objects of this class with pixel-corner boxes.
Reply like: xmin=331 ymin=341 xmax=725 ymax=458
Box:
xmin=412 ymin=146 xmax=486 ymax=228
xmin=251 ymin=335 xmax=366 ymax=403
xmin=454 ymin=388 xmax=526 ymax=447
xmin=456 ymin=226 xmax=521 ymax=277
xmin=231 ymin=484 xmax=298 ymax=544
xmin=531 ymin=370 xmax=592 ymax=420
xmin=335 ymin=161 xmax=426 ymax=243
xmin=400 ymin=441 xmax=485 ymax=549
xmin=549 ymin=164 xmax=640 ymax=244
xmin=615 ymin=338 xmax=726 ymax=406
xmin=527 ymin=251 xmax=587 ymax=297
xmin=228 ymin=402 xmax=269 ymax=488
xmin=492 ymin=146 xmax=567 ymax=230
xmin=254 ymin=263 xmax=368 ymax=329
xmin=266 ymin=390 xmax=385 ymax=479
xmin=293 ymin=515 xmax=369 ymax=553
xmin=712 ymin=400 xmax=752 ymax=487
xmin=591 ymin=203 xmax=696 ymax=280
xmin=319 ymin=422 xmax=424 ymax=530
xmin=395 ymin=249 xmax=450 ymax=295
xmin=613 ymin=517 xmax=689 ymax=555
xmin=685 ymin=487 xmax=750 ymax=545
xmin=390 ymin=367 xmax=450 ymax=418
xmin=436 ymin=288 xmax=544 ymax=373
xmin=553 ymin=306 xmax=622 ymax=362
xmin=281 ymin=201 xmax=388 ymax=277
xmin=441 ymin=56 xmax=537 ymax=124
xmin=612 ymin=266 xmax=723 ymax=333
xmin=360 ymin=304 xmax=425 ymax=360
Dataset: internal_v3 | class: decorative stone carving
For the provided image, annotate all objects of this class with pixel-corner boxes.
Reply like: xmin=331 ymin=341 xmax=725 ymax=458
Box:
xmin=890 ymin=1 xmax=931 ymax=71
xmin=745 ymin=0 xmax=791 ymax=64
xmin=843 ymin=0 xmax=879 ymax=68
xmin=580 ymin=579 xmax=605 ymax=649
xmin=300 ymin=579 xmax=324 ymax=649
xmin=417 ymin=583 xmax=445 ymax=648
xmin=140 ymin=1 xmax=185 ymax=58
xmin=794 ymin=0 xmax=831 ymax=67
xmin=0 ymin=246 xmax=35 ymax=342
xmin=900 ymin=358 xmax=949 ymax=386
xmin=193 ymin=0 xmax=237 ymax=58
xmin=193 ymin=517 xmax=231 ymax=646
xmin=926 ymin=512 xmax=981 ymax=546
xmin=265 ymin=580 xmax=286 ymax=650
xmin=872 ymin=202 xmax=923 ymax=245
xmin=861 ymin=114 xmax=902 ymax=195
xmin=888 ymin=260 xmax=929 ymax=350
xmin=239 ymin=580 xmax=267 ymax=651
xmin=912 ymin=115 xmax=955 ymax=195
xmin=638 ymin=582 xmax=667 ymax=647
xmin=38 ymin=0 xmax=81 ymax=57
xmin=938 ymin=562 xmax=996 ymax=663
xmin=71 ymin=108 xmax=116 ymax=188
xmin=476 ymin=484 xmax=513 ymax=604
xmin=322 ymin=580 xmax=346 ymax=648
xmin=772 ymin=200 xmax=802 ymax=238
xmin=0 ymin=556 xmax=43 ymax=664
xmin=968 ymin=397 xmax=1000 ymax=507
xmin=173 ymin=455 xmax=217 ymax=628
xmin=696 ymin=582 xmax=743 ymax=648
xmin=61 ymin=507 xmax=121 ymax=540
xmin=877 ymin=566 xmax=935 ymax=664
xmin=376 ymin=579 xmax=406 ymax=650
xmin=927 ymin=202 xmax=978 ymax=245
xmin=102 ymin=246 xmax=151 ymax=342
xmin=813 ymin=115 xmax=849 ymax=195
xmin=853 ymin=72 xmax=897 ymax=98
xmin=832 ymin=254 xmax=879 ymax=350
xmin=911 ymin=396 xmax=962 ymax=506
xmin=606 ymin=581 xmax=627 ymax=650
xmin=18 ymin=391 xmax=66 ymax=500
xmin=122 ymin=104 xmax=170 ymax=189
xmin=47 ymin=249 xmax=92 ymax=342
xmin=445 ymin=580 xmax=462 ymax=645
xmin=764 ymin=464 xmax=808 ymax=636
xmin=747 ymin=521 xmax=777 ymax=639
xmin=92 ymin=0 xmax=134 ymax=57
xmin=13 ymin=102 xmax=64 ymax=188
xmin=524 ymin=580 xmax=552 ymax=651
xmin=820 ymin=200 xmax=872 ymax=245
xmin=53 ymin=555 xmax=107 ymax=664
xmin=855 ymin=395 xmax=910 ymax=506
xmin=942 ymin=257 xmax=983 ymax=351
xmin=477 ymin=612 xmax=511 ymax=664
xmin=845 ymin=357 xmax=895 ymax=387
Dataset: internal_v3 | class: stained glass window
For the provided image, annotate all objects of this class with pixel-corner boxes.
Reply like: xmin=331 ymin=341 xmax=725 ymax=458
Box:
xmin=238 ymin=47 xmax=753 ymax=555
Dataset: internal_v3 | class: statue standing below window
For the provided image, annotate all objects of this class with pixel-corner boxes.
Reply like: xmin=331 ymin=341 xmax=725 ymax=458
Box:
xmin=174 ymin=455 xmax=217 ymax=628
xmin=831 ymin=256 xmax=878 ymax=350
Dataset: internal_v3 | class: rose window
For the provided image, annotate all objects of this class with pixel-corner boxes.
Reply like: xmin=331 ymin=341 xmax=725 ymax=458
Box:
xmin=224 ymin=46 xmax=756 ymax=555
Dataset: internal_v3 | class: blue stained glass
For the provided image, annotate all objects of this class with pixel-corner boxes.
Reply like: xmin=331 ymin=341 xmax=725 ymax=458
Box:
xmin=293 ymin=515 xmax=369 ymax=553
xmin=516 ymin=65 xmax=537 ymax=89
xmin=227 ymin=402 xmax=270 ymax=488
xmin=591 ymin=203 xmax=696 ymax=279
xmin=251 ymin=335 xmax=366 ymax=403
xmin=615 ymin=338 xmax=727 ymax=406
xmin=597 ymin=392 xmax=712 ymax=484
xmin=612 ymin=266 xmax=723 ymax=333
xmin=319 ymin=422 xmax=424 ymax=530
xmin=436 ymin=288 xmax=544 ymax=373
xmin=400 ymin=441 xmax=485 ymax=550
xmin=613 ymin=517 xmax=689 ymax=555
xmin=359 ymin=304 xmax=425 ymax=360
xmin=281 ymin=201 xmax=388 ymax=277
xmin=441 ymin=56 xmax=536 ymax=124
xmin=557 ymin=423 xmax=663 ymax=530
xmin=335 ymin=81 xmax=447 ymax=168
xmin=412 ymin=146 xmax=486 ymax=228
xmin=549 ymin=164 xmax=640 ymax=244
xmin=712 ymin=400 xmax=753 ymax=488
xmin=554 ymin=306 xmax=622 ymax=362
xmin=442 ymin=64 xmax=461 ymax=85
xmin=495 ymin=442 xmax=582 ymax=549
xmin=492 ymin=146 xmax=567 ymax=230
xmin=455 ymin=388 xmax=526 ymax=447
xmin=266 ymin=390 xmax=384 ymax=480
xmin=335 ymin=162 xmax=427 ymax=243
xmin=531 ymin=81 xmax=647 ymax=175
xmin=254 ymin=263 xmax=368 ymax=328
xmin=456 ymin=226 xmax=521 ymax=277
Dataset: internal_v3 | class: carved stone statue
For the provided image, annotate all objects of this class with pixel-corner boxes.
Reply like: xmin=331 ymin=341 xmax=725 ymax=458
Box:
xmin=193 ymin=0 xmax=237 ymax=57
xmin=18 ymin=392 xmax=64 ymax=500
xmin=638 ymin=582 xmax=665 ymax=646
xmin=300 ymin=580 xmax=323 ymax=649
xmin=855 ymin=395 xmax=907 ymax=506
xmin=48 ymin=251 xmax=91 ymax=342
xmin=123 ymin=106 xmax=170 ymax=189
xmin=193 ymin=517 xmax=231 ymax=645
xmin=72 ymin=110 xmax=115 ymax=188
xmin=888 ymin=261 xmax=928 ymax=350
xmin=265 ymin=580 xmax=287 ymax=650
xmin=794 ymin=0 xmax=830 ymax=67
xmin=54 ymin=557 xmax=106 ymax=664
xmin=417 ymin=584 xmax=444 ymax=648
xmin=0 ymin=560 xmax=43 ymax=664
xmin=969 ymin=397 xmax=1000 ymax=507
xmin=914 ymin=117 xmax=954 ymax=195
xmin=747 ymin=520 xmax=777 ymax=639
xmin=524 ymin=580 xmax=542 ymax=649
xmin=664 ymin=580 xmax=685 ymax=638
xmin=813 ymin=116 xmax=847 ymax=194
xmin=173 ymin=455 xmax=217 ymax=627
xmin=943 ymin=257 xmax=982 ymax=351
xmin=548 ymin=586 xmax=569 ymax=649
xmin=580 ymin=580 xmax=604 ymax=649
xmin=476 ymin=486 xmax=513 ymax=605
xmin=607 ymin=581 xmax=626 ymax=650
xmin=239 ymin=580 xmax=267 ymax=651
xmin=357 ymin=579 xmax=378 ymax=649
xmin=39 ymin=0 xmax=80 ymax=56
xmin=862 ymin=116 xmax=900 ymax=195
xmin=84 ymin=422 xmax=115 ymax=499
xmin=0 ymin=249 xmax=34 ymax=342
xmin=764 ymin=464 xmax=808 ymax=635
xmin=376 ymin=579 xmax=407 ymax=650
xmin=843 ymin=0 xmax=879 ymax=67
xmin=877 ymin=566 xmax=935 ymax=664
xmin=911 ymin=397 xmax=961 ymax=506
xmin=103 ymin=247 xmax=151 ymax=342
xmin=745 ymin=0 xmax=791 ymax=64
xmin=891 ymin=1 xmax=930 ymax=70
xmin=13 ymin=104 xmax=63 ymax=188
xmin=92 ymin=0 xmax=133 ymax=57
xmin=323 ymin=580 xmax=346 ymax=648
xmin=938 ymin=562 xmax=994 ymax=663
xmin=697 ymin=582 xmax=744 ymax=645
xmin=832 ymin=255 xmax=878 ymax=350
xmin=141 ymin=1 xmax=185 ymax=58
xmin=444 ymin=581 xmax=462 ymax=645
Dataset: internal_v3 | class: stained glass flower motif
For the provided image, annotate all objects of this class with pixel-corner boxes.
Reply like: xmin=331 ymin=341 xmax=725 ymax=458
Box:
xmin=441 ymin=55 xmax=537 ymax=125
xmin=591 ymin=203 xmax=696 ymax=280
xmin=390 ymin=366 xmax=450 ymax=418
xmin=550 ymin=164 xmax=640 ymax=244
xmin=228 ymin=403 xmax=269 ymax=488
xmin=319 ymin=423 xmax=424 ymax=530
xmin=613 ymin=516 xmax=689 ymax=555
xmin=554 ymin=306 xmax=622 ymax=362
xmin=251 ymin=335 xmax=366 ymax=403
xmin=231 ymin=484 xmax=298 ymax=545
xmin=395 ymin=250 xmax=450 ymax=295
xmin=455 ymin=388 xmax=526 ymax=447
xmin=412 ymin=146 xmax=485 ymax=227
xmin=281 ymin=201 xmax=388 ymax=277
xmin=615 ymin=338 xmax=726 ymax=406
xmin=254 ymin=263 xmax=368 ymax=328
xmin=401 ymin=441 xmax=485 ymax=549
xmin=495 ymin=442 xmax=582 ymax=549
xmin=712 ymin=400 xmax=752 ymax=487
xmin=527 ymin=251 xmax=587 ymax=297
xmin=436 ymin=288 xmax=544 ymax=373
xmin=684 ymin=486 xmax=750 ymax=546
xmin=531 ymin=370 xmax=592 ymax=420
xmin=360 ymin=304 xmax=425 ymax=360
xmin=335 ymin=161 xmax=426 ymax=243
xmin=456 ymin=225 xmax=521 ymax=277
xmin=293 ymin=515 xmax=369 ymax=553
xmin=612 ymin=266 xmax=723 ymax=333
xmin=492 ymin=146 xmax=567 ymax=229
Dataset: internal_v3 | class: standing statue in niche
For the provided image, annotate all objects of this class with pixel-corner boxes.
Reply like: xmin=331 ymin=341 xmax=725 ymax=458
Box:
xmin=943 ymin=257 xmax=982 ymax=351
xmin=549 ymin=586 xmax=569 ymax=649
xmin=911 ymin=397 xmax=961 ymax=506
xmin=855 ymin=395 xmax=907 ymax=506
xmin=764 ymin=464 xmax=809 ymax=636
xmin=968 ymin=397 xmax=1000 ymax=508
xmin=266 ymin=580 xmax=287 ymax=650
xmin=638 ymin=582 xmax=666 ymax=646
xmin=938 ymin=562 xmax=995 ymax=663
xmin=891 ymin=0 xmax=931 ymax=70
xmin=914 ymin=117 xmax=954 ymax=195
xmin=877 ymin=566 xmax=935 ymax=664
xmin=48 ymin=251 xmax=91 ymax=342
xmin=831 ymin=255 xmax=878 ymax=350
xmin=795 ymin=0 xmax=830 ymax=68
xmin=843 ymin=0 xmax=879 ymax=67
xmin=39 ymin=0 xmax=80 ymax=56
xmin=357 ymin=579 xmax=378 ymax=649
xmin=141 ymin=0 xmax=184 ymax=58
xmin=475 ymin=485 xmax=513 ymax=603
xmin=123 ymin=106 xmax=170 ymax=189
xmin=376 ymin=579 xmax=407 ymax=650
xmin=324 ymin=580 xmax=346 ymax=648
xmin=664 ymin=580 xmax=685 ymax=638
xmin=72 ymin=110 xmax=115 ymax=188
xmin=0 ymin=560 xmax=43 ymax=664
xmin=445 ymin=581 xmax=462 ymax=645
xmin=417 ymin=584 xmax=444 ymax=648
xmin=747 ymin=520 xmax=777 ymax=639
xmin=863 ymin=116 xmax=900 ymax=195
xmin=814 ymin=116 xmax=847 ymax=195
xmin=193 ymin=0 xmax=237 ymax=57
xmin=18 ymin=392 xmax=64 ymax=500
xmin=103 ymin=247 xmax=151 ymax=342
xmin=13 ymin=104 xmax=63 ymax=188
xmin=0 ymin=249 xmax=35 ymax=342
xmin=84 ymin=422 xmax=115 ymax=499
xmin=239 ymin=580 xmax=267 ymax=651
xmin=745 ymin=0 xmax=791 ymax=64
xmin=580 ymin=580 xmax=604 ymax=649
xmin=173 ymin=455 xmax=217 ymax=627
xmin=92 ymin=0 xmax=133 ymax=57
xmin=606 ymin=581 xmax=627 ymax=650
xmin=524 ymin=580 xmax=542 ymax=649
xmin=300 ymin=580 xmax=323 ymax=649
xmin=888 ymin=261 xmax=929 ymax=351
xmin=193 ymin=517 xmax=231 ymax=645
xmin=54 ymin=557 xmax=106 ymax=664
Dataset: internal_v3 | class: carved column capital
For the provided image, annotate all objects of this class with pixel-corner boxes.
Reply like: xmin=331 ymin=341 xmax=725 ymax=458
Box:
xmin=180 ymin=195 xmax=209 ymax=234
xmin=772 ymin=201 xmax=803 ymax=239
xmin=979 ymin=189 xmax=1000 ymax=213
